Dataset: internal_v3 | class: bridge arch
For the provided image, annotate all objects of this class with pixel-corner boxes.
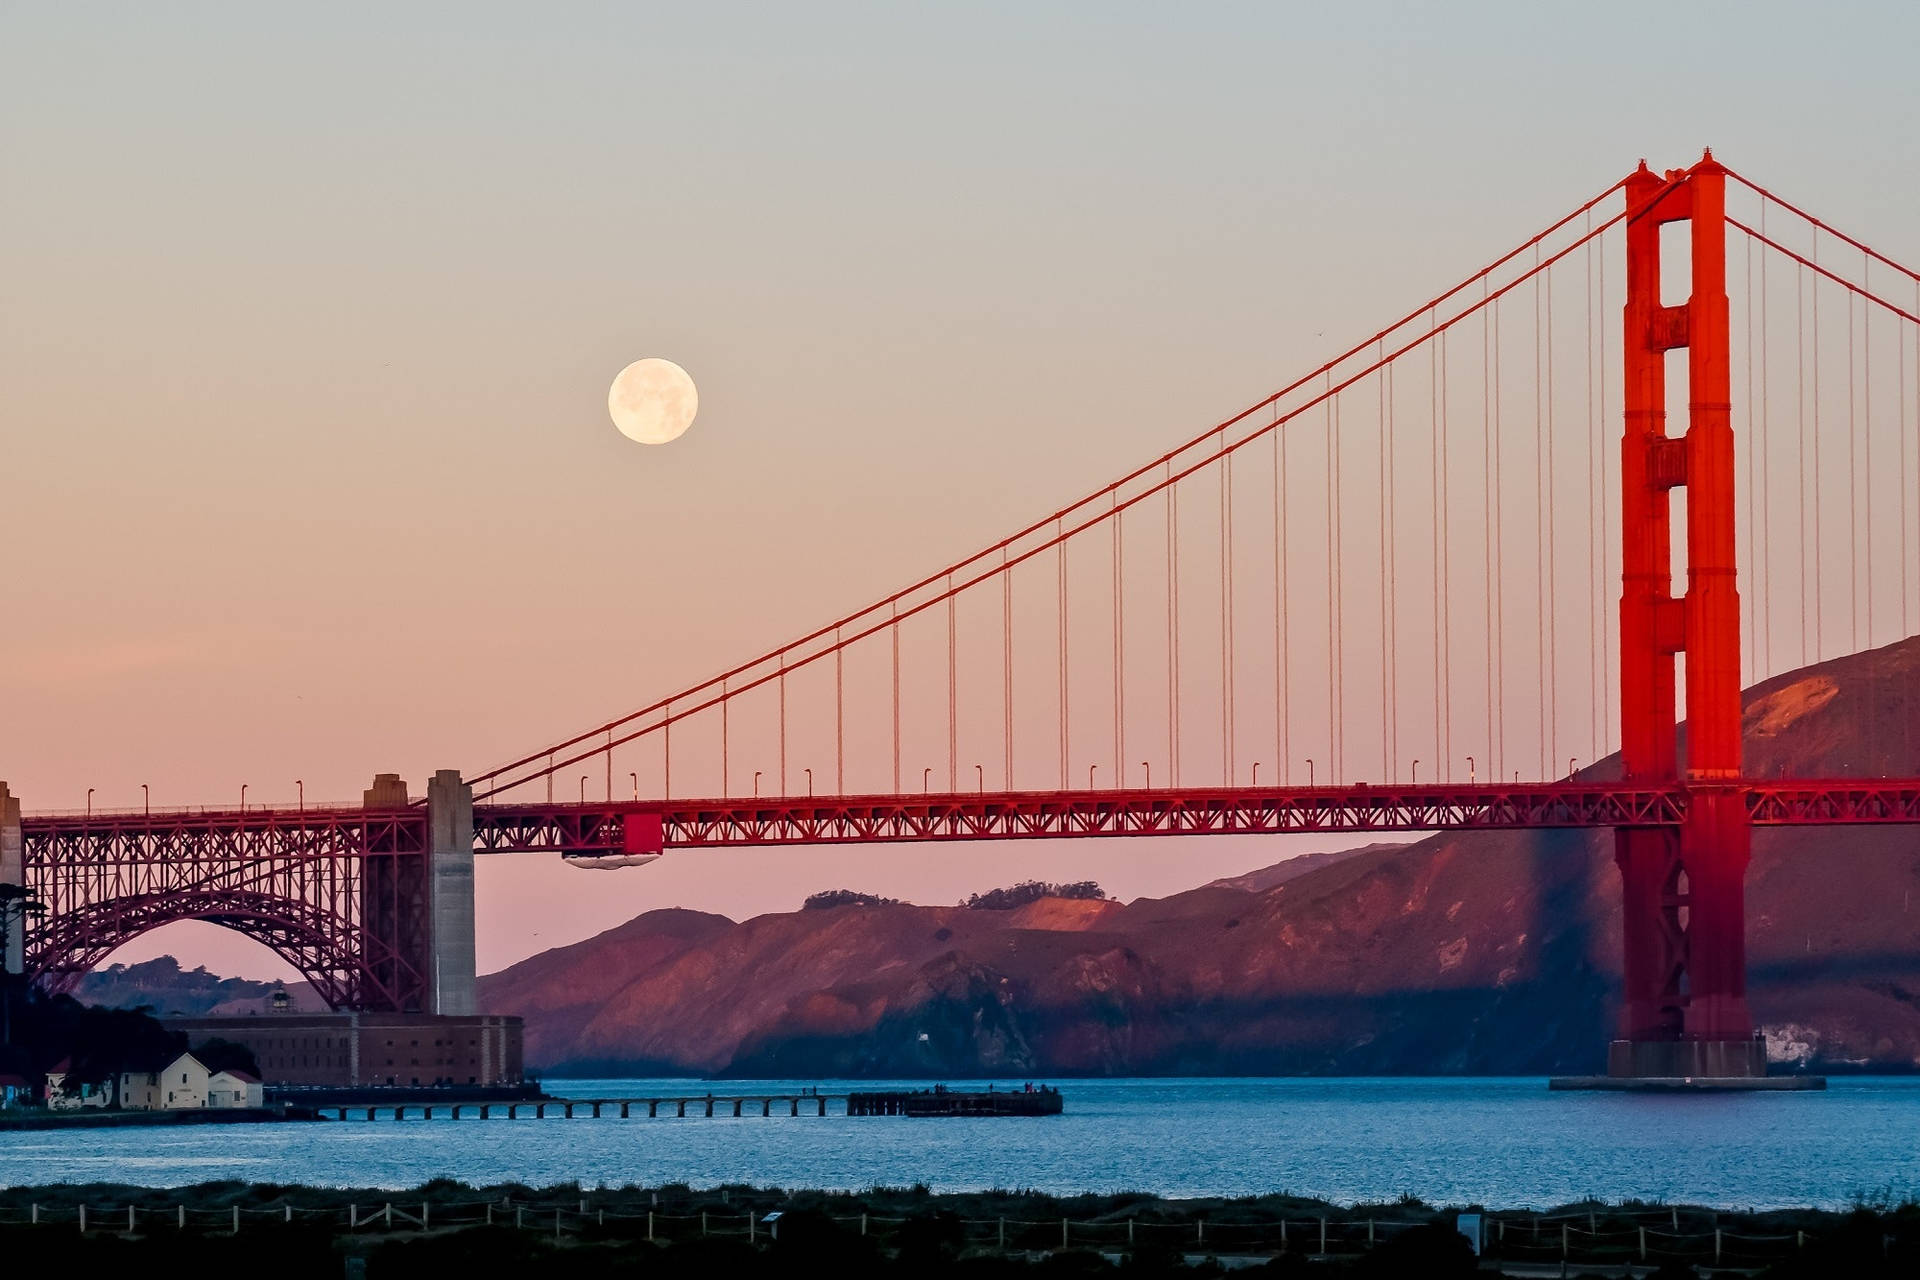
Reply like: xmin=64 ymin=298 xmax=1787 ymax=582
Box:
xmin=28 ymin=889 xmax=415 ymax=1012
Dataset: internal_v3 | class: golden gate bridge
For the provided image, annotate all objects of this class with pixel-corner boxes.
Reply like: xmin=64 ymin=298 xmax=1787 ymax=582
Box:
xmin=7 ymin=153 xmax=1920 ymax=1080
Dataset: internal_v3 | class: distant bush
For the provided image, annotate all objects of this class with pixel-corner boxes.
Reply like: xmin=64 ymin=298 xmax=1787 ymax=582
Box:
xmin=962 ymin=880 xmax=1107 ymax=910
xmin=802 ymin=889 xmax=900 ymax=911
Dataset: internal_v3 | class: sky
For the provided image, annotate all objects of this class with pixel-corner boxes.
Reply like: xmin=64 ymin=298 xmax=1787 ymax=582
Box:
xmin=4 ymin=2 xmax=1918 ymax=979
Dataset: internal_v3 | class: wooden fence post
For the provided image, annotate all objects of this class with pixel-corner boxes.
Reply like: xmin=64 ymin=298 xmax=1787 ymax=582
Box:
xmin=702 ymin=1211 xmax=708 ymax=1236
xmin=1368 ymin=1219 xmax=1375 ymax=1246
xmin=176 ymin=1205 xmax=183 ymax=1230
xmin=1319 ymin=1217 xmax=1326 ymax=1255
xmin=998 ymin=1217 xmax=1004 ymax=1248
xmin=422 ymin=1203 xmax=428 ymax=1229
xmin=285 ymin=1205 xmax=293 ymax=1224
xmin=233 ymin=1205 xmax=240 ymax=1233
xmin=1562 ymin=1223 xmax=1568 ymax=1260
xmin=78 ymin=1204 xmax=85 ymax=1234
xmin=350 ymin=1204 xmax=358 ymax=1230
xmin=751 ymin=1212 xmax=757 ymax=1244
xmin=1640 ymin=1226 xmax=1647 ymax=1259
xmin=648 ymin=1212 xmax=654 ymax=1241
xmin=1715 ymin=1228 xmax=1722 ymax=1265
xmin=29 ymin=1204 xmax=37 ymax=1226
xmin=129 ymin=1205 xmax=135 ymax=1233
xmin=1061 ymin=1218 xmax=1068 ymax=1250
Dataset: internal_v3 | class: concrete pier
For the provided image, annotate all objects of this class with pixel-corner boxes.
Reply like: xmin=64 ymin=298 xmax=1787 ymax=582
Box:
xmin=425 ymin=770 xmax=476 ymax=1016
xmin=0 ymin=783 xmax=22 ymax=976
xmin=1551 ymin=1037 xmax=1825 ymax=1091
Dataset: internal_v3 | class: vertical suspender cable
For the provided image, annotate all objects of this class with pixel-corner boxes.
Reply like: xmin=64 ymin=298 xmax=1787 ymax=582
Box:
xmin=1222 ymin=435 xmax=1235 ymax=784
xmin=1169 ymin=472 xmax=1181 ymax=786
xmin=1433 ymin=319 xmax=1444 ymax=778
xmin=891 ymin=602 xmax=901 ymax=793
xmin=1113 ymin=495 xmax=1125 ymax=786
xmin=1275 ymin=423 xmax=1289 ymax=783
xmin=1813 ymin=234 xmax=1824 ymax=661
xmin=721 ymin=679 xmax=729 ymax=798
xmin=778 ymin=652 xmax=787 ymax=795
xmin=1494 ymin=296 xmax=1506 ymax=778
xmin=1862 ymin=250 xmax=1873 ymax=650
xmin=1545 ymin=268 xmax=1558 ymax=775
xmin=1535 ymin=265 xmax=1547 ymax=778
xmin=835 ymin=630 xmax=844 ymax=794
xmin=1760 ymin=201 xmax=1772 ymax=677
xmin=948 ymin=573 xmax=958 ymax=792
xmin=1590 ymin=212 xmax=1602 ymax=759
xmin=1745 ymin=232 xmax=1758 ymax=681
xmin=1058 ymin=519 xmax=1069 ymax=789
xmin=1003 ymin=550 xmax=1014 ymax=790
xmin=1327 ymin=377 xmax=1342 ymax=781
xmin=1797 ymin=263 xmax=1810 ymax=666
xmin=1382 ymin=353 xmax=1397 ymax=782
xmin=1440 ymin=330 xmax=1453 ymax=778
xmin=1848 ymin=286 xmax=1859 ymax=653
xmin=1386 ymin=350 xmax=1399 ymax=776
xmin=1484 ymin=288 xmax=1496 ymax=773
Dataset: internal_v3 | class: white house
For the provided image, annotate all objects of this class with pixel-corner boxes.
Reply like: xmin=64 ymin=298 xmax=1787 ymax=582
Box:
xmin=118 ymin=1053 xmax=262 ymax=1111
xmin=206 ymin=1067 xmax=263 ymax=1109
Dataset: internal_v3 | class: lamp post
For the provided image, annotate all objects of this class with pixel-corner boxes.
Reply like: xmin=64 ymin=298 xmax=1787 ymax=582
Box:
xmin=240 ymin=784 xmax=248 ymax=812
xmin=142 ymin=784 xmax=149 ymax=817
xmin=579 ymin=776 xmax=587 ymax=804
xmin=1411 ymin=760 xmax=1420 ymax=785
xmin=975 ymin=764 xmax=984 ymax=792
xmin=753 ymin=771 xmax=762 ymax=797
xmin=630 ymin=772 xmax=639 ymax=802
xmin=1088 ymin=764 xmax=1098 ymax=790
xmin=1467 ymin=756 xmax=1475 ymax=786
xmin=1251 ymin=762 xmax=1260 ymax=787
xmin=923 ymin=767 xmax=932 ymax=794
xmin=1568 ymin=757 xmax=1578 ymax=779
xmin=296 ymin=780 xmax=304 ymax=812
xmin=86 ymin=788 xmax=94 ymax=818
xmin=1306 ymin=759 xmax=1314 ymax=787
xmin=804 ymin=768 xmax=813 ymax=797
xmin=1143 ymin=762 xmax=1150 ymax=789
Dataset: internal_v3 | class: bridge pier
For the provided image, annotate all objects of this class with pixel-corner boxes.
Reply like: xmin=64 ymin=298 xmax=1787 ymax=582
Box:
xmin=0 ymin=783 xmax=21 ymax=977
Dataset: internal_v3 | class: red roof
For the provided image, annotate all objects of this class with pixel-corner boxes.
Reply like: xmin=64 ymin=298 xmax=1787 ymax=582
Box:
xmin=219 ymin=1069 xmax=261 ymax=1084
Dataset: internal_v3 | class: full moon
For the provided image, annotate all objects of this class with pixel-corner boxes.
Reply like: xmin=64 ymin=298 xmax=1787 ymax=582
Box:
xmin=608 ymin=357 xmax=698 ymax=445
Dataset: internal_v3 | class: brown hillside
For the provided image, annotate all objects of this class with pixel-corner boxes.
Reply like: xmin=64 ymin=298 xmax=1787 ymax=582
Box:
xmin=479 ymin=637 xmax=1920 ymax=1077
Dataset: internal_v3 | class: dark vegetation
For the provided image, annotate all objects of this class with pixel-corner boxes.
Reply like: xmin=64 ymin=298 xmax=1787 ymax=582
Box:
xmin=804 ymin=890 xmax=903 ymax=910
xmin=1 ymin=1183 xmax=1916 ymax=1277
xmin=69 ymin=956 xmax=290 ymax=1017
xmin=0 ymin=988 xmax=258 ymax=1088
xmin=962 ymin=881 xmax=1107 ymax=911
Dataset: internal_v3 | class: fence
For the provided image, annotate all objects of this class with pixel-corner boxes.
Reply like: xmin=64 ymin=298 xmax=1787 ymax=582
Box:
xmin=0 ymin=1198 xmax=1846 ymax=1266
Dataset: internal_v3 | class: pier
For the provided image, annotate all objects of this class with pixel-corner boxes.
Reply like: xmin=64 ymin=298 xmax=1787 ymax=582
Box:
xmin=326 ymin=1087 xmax=1061 ymax=1121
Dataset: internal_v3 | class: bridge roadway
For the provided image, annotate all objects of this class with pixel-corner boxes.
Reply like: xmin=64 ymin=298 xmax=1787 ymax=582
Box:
xmin=20 ymin=779 xmax=1920 ymax=859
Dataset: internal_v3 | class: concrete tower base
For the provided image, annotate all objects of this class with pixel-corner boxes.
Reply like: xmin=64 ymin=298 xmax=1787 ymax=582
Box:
xmin=1550 ymin=1038 xmax=1825 ymax=1091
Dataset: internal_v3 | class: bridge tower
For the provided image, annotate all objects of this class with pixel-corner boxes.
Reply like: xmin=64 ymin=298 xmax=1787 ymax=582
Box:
xmin=1613 ymin=152 xmax=1763 ymax=1078
xmin=360 ymin=770 xmax=475 ymax=1014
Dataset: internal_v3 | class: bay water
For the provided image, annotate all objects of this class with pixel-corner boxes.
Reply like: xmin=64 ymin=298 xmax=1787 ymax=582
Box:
xmin=3 ymin=1076 xmax=1914 ymax=1210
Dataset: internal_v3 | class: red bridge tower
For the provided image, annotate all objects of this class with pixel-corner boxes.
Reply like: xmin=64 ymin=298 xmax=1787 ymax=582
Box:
xmin=1614 ymin=152 xmax=1763 ymax=1078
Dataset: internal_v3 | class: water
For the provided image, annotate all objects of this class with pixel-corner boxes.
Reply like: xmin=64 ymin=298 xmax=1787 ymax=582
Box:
xmin=2 ymin=1076 xmax=1916 ymax=1210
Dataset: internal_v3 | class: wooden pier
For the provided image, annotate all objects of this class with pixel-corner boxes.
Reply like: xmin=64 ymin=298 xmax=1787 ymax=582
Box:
xmin=327 ymin=1086 xmax=1060 ymax=1121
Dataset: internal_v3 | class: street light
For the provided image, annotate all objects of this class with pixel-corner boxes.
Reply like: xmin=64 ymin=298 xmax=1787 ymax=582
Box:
xmin=630 ymin=772 xmax=639 ymax=802
xmin=579 ymin=776 xmax=588 ymax=804
xmin=86 ymin=788 xmax=94 ymax=818
xmin=1142 ymin=761 xmax=1151 ymax=789
xmin=1466 ymin=756 xmax=1475 ymax=786
xmin=1568 ymin=757 xmax=1578 ymax=779
xmin=923 ymin=767 xmax=932 ymax=793
xmin=141 ymin=784 xmax=149 ymax=817
xmin=753 ymin=770 xmax=762 ymax=796
xmin=1251 ymin=762 xmax=1261 ymax=787
xmin=804 ymin=768 xmax=813 ymax=796
xmin=1306 ymin=758 xmax=1315 ymax=787
xmin=1411 ymin=760 xmax=1420 ymax=785
xmin=1088 ymin=763 xmax=1098 ymax=790
xmin=240 ymin=784 xmax=248 ymax=812
xmin=296 ymin=780 xmax=304 ymax=812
